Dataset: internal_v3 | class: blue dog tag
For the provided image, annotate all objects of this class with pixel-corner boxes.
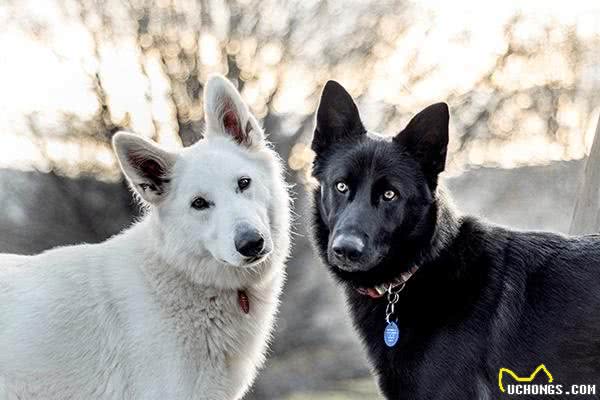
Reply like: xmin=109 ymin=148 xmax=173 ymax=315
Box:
xmin=384 ymin=321 xmax=400 ymax=347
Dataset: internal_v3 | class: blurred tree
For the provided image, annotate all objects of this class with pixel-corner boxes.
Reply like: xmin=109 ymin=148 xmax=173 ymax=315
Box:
xmin=449 ymin=15 xmax=600 ymax=167
xmin=3 ymin=1 xmax=599 ymax=177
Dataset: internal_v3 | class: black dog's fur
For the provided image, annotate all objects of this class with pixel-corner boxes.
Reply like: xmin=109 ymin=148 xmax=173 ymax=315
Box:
xmin=310 ymin=81 xmax=600 ymax=399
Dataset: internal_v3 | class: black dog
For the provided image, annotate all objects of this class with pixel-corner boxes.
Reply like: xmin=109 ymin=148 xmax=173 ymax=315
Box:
xmin=310 ymin=81 xmax=600 ymax=399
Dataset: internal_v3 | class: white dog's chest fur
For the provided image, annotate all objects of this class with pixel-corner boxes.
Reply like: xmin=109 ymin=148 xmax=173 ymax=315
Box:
xmin=137 ymin=262 xmax=283 ymax=400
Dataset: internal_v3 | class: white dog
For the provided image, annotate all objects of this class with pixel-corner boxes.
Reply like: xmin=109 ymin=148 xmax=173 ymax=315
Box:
xmin=0 ymin=75 xmax=291 ymax=400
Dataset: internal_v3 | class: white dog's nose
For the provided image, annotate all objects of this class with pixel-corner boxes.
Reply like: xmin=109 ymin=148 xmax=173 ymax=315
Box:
xmin=235 ymin=228 xmax=265 ymax=258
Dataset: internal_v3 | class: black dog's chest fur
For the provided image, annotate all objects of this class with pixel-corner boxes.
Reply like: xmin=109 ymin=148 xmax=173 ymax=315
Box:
xmin=336 ymin=217 xmax=600 ymax=399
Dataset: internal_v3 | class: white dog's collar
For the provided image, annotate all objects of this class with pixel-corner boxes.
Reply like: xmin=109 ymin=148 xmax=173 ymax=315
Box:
xmin=238 ymin=290 xmax=250 ymax=314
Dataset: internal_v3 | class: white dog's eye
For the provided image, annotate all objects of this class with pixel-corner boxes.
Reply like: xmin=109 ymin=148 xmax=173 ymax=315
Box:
xmin=191 ymin=197 xmax=211 ymax=210
xmin=336 ymin=181 xmax=348 ymax=193
xmin=383 ymin=190 xmax=397 ymax=201
xmin=238 ymin=177 xmax=251 ymax=191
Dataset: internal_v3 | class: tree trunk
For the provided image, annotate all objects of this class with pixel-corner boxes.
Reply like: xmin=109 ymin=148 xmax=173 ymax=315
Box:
xmin=569 ymin=114 xmax=600 ymax=235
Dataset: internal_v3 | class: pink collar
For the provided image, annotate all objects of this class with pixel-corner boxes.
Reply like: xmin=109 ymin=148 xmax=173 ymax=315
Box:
xmin=356 ymin=265 xmax=419 ymax=299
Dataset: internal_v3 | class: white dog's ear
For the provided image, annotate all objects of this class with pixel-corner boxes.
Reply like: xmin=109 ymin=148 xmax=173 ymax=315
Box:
xmin=112 ymin=132 xmax=177 ymax=204
xmin=203 ymin=75 xmax=264 ymax=148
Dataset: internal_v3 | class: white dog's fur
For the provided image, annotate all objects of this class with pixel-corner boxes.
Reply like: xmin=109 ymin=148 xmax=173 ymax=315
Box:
xmin=0 ymin=75 xmax=291 ymax=400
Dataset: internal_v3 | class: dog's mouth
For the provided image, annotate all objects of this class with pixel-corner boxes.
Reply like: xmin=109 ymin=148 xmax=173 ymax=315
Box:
xmin=217 ymin=251 xmax=271 ymax=268
xmin=331 ymin=261 xmax=372 ymax=273
xmin=327 ymin=249 xmax=385 ymax=273
xmin=242 ymin=250 xmax=271 ymax=266
xmin=327 ymin=249 xmax=416 ymax=289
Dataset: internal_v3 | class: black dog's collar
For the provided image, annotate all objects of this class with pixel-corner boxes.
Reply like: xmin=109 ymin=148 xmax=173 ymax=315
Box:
xmin=356 ymin=265 xmax=419 ymax=299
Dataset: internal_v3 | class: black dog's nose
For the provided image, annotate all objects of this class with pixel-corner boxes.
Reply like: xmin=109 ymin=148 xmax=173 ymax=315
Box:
xmin=332 ymin=235 xmax=365 ymax=262
xmin=235 ymin=229 xmax=265 ymax=258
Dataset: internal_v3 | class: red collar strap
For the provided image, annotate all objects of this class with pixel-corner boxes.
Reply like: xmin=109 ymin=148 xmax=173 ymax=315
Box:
xmin=356 ymin=265 xmax=420 ymax=299
xmin=238 ymin=290 xmax=250 ymax=314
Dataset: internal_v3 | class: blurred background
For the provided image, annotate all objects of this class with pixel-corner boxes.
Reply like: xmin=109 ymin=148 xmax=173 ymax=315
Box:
xmin=1 ymin=0 xmax=600 ymax=398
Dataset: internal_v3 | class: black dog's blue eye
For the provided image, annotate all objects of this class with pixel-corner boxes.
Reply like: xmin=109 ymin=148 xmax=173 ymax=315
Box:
xmin=191 ymin=197 xmax=210 ymax=210
xmin=336 ymin=181 xmax=349 ymax=193
xmin=238 ymin=177 xmax=251 ymax=191
xmin=383 ymin=190 xmax=397 ymax=201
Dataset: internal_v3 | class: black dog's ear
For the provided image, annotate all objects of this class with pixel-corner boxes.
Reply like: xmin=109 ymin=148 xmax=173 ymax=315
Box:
xmin=312 ymin=81 xmax=366 ymax=155
xmin=394 ymin=103 xmax=449 ymax=180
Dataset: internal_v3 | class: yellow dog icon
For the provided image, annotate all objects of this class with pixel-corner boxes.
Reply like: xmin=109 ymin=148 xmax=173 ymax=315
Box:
xmin=498 ymin=364 xmax=554 ymax=392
